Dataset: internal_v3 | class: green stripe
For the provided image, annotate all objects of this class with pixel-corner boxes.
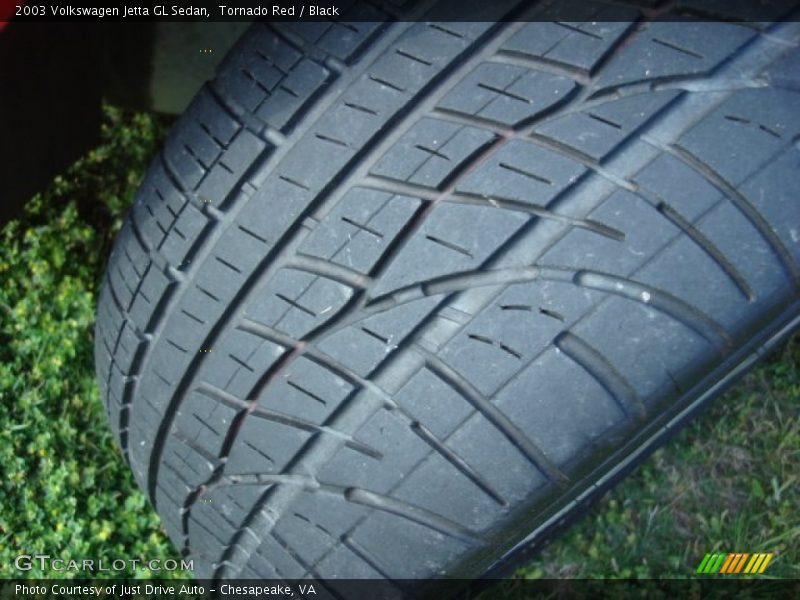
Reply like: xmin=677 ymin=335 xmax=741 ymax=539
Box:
xmin=710 ymin=553 xmax=727 ymax=573
xmin=697 ymin=553 xmax=712 ymax=573
xmin=702 ymin=553 xmax=721 ymax=574
xmin=704 ymin=554 xmax=720 ymax=574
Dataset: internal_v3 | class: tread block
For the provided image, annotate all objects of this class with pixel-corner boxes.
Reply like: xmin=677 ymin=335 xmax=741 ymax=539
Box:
xmin=255 ymin=58 xmax=332 ymax=132
xmin=128 ymin=265 xmax=173 ymax=332
xmin=762 ymin=47 xmax=800 ymax=92
xmin=113 ymin=322 xmax=145 ymax=374
xmin=456 ymin=139 xmax=587 ymax=205
xmin=281 ymin=9 xmax=389 ymax=63
xmin=438 ymin=284 xmax=569 ymax=396
xmin=174 ymin=389 xmax=240 ymax=457
xmin=318 ymin=297 xmax=441 ymax=376
xmin=438 ymin=63 xmax=577 ymax=127
xmin=369 ymin=202 xmax=528 ymax=297
xmin=272 ymin=511 xmax=337 ymax=566
xmin=316 ymin=325 xmax=397 ymax=376
xmin=371 ymin=118 xmax=497 ymax=188
xmin=348 ymin=507 xmax=468 ymax=579
xmin=540 ymin=189 xmax=679 ymax=274
xmin=212 ymin=222 xmax=272 ymax=276
xmin=633 ymin=153 xmax=724 ymax=221
xmin=634 ymin=234 xmax=763 ymax=335
xmin=298 ymin=188 xmax=422 ymax=274
xmin=188 ymin=501 xmax=240 ymax=556
xmin=177 ymin=283 xmax=228 ymax=331
xmin=395 ymin=366 xmax=476 ymax=440
xmin=313 ymin=102 xmax=381 ymax=150
xmin=132 ymin=164 xmax=186 ymax=252
xmin=202 ymin=330 xmax=286 ymax=401
xmin=393 ymin=451 xmax=501 ymax=529
xmin=273 ymin=275 xmax=355 ymax=339
xmin=314 ymin=16 xmax=386 ymax=64
xmin=165 ymin=91 xmax=242 ymax=192
xmin=287 ymin=490 xmax=367 ymax=543
xmin=692 ymin=200 xmax=788 ymax=309
xmin=740 ymin=148 xmax=800 ymax=264
xmin=444 ymin=408 xmax=548 ymax=507
xmin=596 ymin=21 xmax=754 ymax=89
xmin=245 ymin=269 xmax=320 ymax=332
xmin=234 ymin=173 xmax=309 ymax=246
xmin=495 ymin=346 xmax=627 ymax=466
xmin=207 ymin=484 xmax=266 ymax=528
xmin=225 ymin=417 xmax=313 ymax=475
xmin=501 ymin=9 xmax=637 ymax=73
xmin=250 ymin=534 xmax=308 ymax=579
xmin=215 ymin=25 xmax=303 ymax=113
xmin=317 ymin=408 xmax=429 ymax=493
xmin=159 ymin=202 xmax=210 ymax=266
xmin=572 ymin=297 xmax=712 ymax=402
xmin=197 ymin=130 xmax=269 ymax=206
xmin=192 ymin=255 xmax=246 ymax=306
xmin=533 ymin=90 xmax=680 ymax=161
xmin=259 ymin=356 xmax=355 ymax=424
xmin=358 ymin=296 xmax=441 ymax=353
xmin=156 ymin=463 xmax=194 ymax=508
xmin=161 ymin=436 xmax=218 ymax=487
xmin=678 ymin=88 xmax=799 ymax=186
xmin=367 ymin=45 xmax=439 ymax=95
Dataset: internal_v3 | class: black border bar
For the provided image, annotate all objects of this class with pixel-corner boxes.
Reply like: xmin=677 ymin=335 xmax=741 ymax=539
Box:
xmin=4 ymin=0 xmax=800 ymax=23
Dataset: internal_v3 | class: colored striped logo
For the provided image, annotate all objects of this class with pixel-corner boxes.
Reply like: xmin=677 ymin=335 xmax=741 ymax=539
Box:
xmin=696 ymin=553 xmax=774 ymax=574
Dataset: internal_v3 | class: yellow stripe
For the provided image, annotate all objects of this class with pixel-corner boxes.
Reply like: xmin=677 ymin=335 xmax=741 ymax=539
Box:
xmin=734 ymin=553 xmax=749 ymax=573
xmin=758 ymin=553 xmax=774 ymax=574
xmin=751 ymin=553 xmax=768 ymax=573
xmin=720 ymin=554 xmax=736 ymax=574
xmin=744 ymin=554 xmax=762 ymax=574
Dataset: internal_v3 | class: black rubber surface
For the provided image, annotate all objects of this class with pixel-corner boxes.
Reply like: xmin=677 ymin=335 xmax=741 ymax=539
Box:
xmin=95 ymin=1 xmax=800 ymax=585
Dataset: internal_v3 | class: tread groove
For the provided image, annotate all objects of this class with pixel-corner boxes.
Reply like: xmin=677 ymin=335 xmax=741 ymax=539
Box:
xmin=651 ymin=37 xmax=705 ymax=60
xmin=410 ymin=420 xmax=508 ymax=506
xmin=554 ymin=332 xmax=646 ymax=420
xmin=423 ymin=351 xmax=570 ymax=487
xmin=343 ymin=487 xmax=481 ymax=545
xmin=654 ymin=198 xmax=756 ymax=301
xmin=662 ymin=143 xmax=800 ymax=287
xmin=572 ymin=269 xmax=733 ymax=352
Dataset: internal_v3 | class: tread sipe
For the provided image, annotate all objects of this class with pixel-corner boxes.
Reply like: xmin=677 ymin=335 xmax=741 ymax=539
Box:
xmin=95 ymin=0 xmax=800 ymax=585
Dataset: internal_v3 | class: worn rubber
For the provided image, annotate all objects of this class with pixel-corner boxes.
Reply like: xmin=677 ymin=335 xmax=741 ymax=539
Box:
xmin=95 ymin=0 xmax=800 ymax=586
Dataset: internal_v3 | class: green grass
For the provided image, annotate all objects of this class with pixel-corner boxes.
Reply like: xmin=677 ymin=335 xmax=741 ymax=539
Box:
xmin=0 ymin=108 xmax=797 ymax=582
xmin=0 ymin=108 xmax=183 ymax=580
